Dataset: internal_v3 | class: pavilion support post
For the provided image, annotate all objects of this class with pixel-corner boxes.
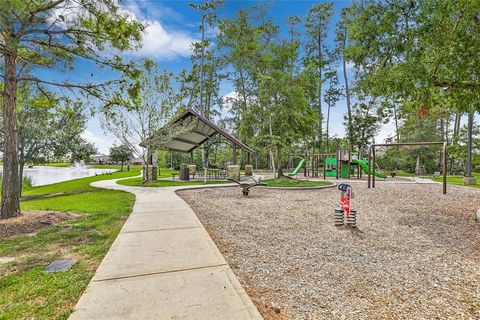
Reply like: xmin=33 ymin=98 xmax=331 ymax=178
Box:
xmin=190 ymin=151 xmax=194 ymax=164
xmin=145 ymin=152 xmax=157 ymax=182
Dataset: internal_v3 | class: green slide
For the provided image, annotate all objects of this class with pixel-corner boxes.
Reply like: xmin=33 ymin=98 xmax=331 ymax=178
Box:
xmin=289 ymin=159 xmax=306 ymax=176
xmin=351 ymin=159 xmax=387 ymax=179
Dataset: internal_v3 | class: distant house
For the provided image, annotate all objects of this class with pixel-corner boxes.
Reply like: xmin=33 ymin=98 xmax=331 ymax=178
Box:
xmin=91 ymin=154 xmax=111 ymax=164
xmin=129 ymin=157 xmax=144 ymax=165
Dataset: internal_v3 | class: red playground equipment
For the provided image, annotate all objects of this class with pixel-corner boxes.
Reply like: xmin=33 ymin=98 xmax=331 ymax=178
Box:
xmin=334 ymin=183 xmax=357 ymax=227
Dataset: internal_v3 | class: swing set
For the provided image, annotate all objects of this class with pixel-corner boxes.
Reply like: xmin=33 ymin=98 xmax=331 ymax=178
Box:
xmin=367 ymin=142 xmax=448 ymax=194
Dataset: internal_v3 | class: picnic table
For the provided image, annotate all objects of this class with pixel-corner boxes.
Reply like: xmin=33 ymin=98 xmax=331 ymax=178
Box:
xmin=198 ymin=168 xmax=227 ymax=180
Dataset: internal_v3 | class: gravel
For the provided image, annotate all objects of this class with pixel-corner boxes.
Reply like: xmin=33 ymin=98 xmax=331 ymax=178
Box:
xmin=178 ymin=183 xmax=480 ymax=320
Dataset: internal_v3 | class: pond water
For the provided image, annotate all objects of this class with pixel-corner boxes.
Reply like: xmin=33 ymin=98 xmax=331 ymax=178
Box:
xmin=19 ymin=166 xmax=117 ymax=186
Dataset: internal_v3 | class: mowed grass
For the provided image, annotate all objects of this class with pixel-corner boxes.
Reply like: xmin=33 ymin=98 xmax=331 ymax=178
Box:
xmin=431 ymin=175 xmax=480 ymax=188
xmin=0 ymin=166 xmax=144 ymax=320
xmin=262 ymin=178 xmax=334 ymax=188
xmin=34 ymin=162 xmax=71 ymax=167
xmin=391 ymin=171 xmax=480 ymax=189
xmin=117 ymin=177 xmax=230 ymax=187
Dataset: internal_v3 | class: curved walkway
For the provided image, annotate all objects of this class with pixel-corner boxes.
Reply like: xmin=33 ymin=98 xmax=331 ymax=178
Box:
xmin=69 ymin=178 xmax=262 ymax=320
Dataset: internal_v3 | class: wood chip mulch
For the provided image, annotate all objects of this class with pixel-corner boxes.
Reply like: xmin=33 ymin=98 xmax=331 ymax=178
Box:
xmin=178 ymin=183 xmax=480 ymax=320
xmin=0 ymin=211 xmax=81 ymax=239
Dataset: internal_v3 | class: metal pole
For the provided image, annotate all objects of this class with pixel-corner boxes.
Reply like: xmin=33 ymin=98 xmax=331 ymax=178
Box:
xmin=336 ymin=149 xmax=339 ymax=179
xmin=443 ymin=142 xmax=447 ymax=194
xmin=367 ymin=146 xmax=371 ymax=188
xmin=369 ymin=141 xmax=447 ymax=193
xmin=348 ymin=147 xmax=351 ymax=179
xmin=323 ymin=156 xmax=326 ymax=180
xmin=466 ymin=111 xmax=474 ymax=177
xmin=372 ymin=147 xmax=376 ymax=188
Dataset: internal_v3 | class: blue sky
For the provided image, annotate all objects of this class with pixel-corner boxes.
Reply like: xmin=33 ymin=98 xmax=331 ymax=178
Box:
xmin=75 ymin=0 xmax=395 ymax=153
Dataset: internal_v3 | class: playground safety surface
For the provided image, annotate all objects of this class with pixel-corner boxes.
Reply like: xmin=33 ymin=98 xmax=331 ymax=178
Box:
xmin=178 ymin=183 xmax=480 ymax=319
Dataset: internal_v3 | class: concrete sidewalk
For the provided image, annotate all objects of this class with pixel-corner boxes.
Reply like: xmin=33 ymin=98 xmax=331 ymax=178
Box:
xmin=69 ymin=179 xmax=262 ymax=320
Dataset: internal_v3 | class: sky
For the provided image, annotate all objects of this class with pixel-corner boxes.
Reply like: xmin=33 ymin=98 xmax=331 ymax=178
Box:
xmin=66 ymin=0 xmax=396 ymax=154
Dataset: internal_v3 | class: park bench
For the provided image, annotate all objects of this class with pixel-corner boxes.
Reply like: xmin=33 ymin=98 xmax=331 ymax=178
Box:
xmin=433 ymin=171 xmax=441 ymax=179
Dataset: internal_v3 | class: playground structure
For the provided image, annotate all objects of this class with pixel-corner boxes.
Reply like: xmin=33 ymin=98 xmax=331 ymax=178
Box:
xmin=368 ymin=142 xmax=448 ymax=194
xmin=287 ymin=142 xmax=448 ymax=194
xmin=287 ymin=148 xmax=387 ymax=180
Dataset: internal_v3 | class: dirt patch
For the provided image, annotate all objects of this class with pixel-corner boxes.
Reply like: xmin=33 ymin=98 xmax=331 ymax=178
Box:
xmin=0 ymin=211 xmax=81 ymax=239
xmin=178 ymin=183 xmax=480 ymax=319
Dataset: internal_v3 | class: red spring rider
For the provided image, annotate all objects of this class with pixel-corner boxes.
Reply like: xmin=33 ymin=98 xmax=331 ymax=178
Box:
xmin=335 ymin=184 xmax=357 ymax=227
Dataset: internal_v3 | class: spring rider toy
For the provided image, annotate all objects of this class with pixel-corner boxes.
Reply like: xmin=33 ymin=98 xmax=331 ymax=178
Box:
xmin=334 ymin=183 xmax=357 ymax=227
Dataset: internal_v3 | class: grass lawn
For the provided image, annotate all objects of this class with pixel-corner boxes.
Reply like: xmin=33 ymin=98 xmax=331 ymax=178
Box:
xmin=0 ymin=168 xmax=143 ymax=320
xmin=399 ymin=171 xmax=480 ymax=189
xmin=117 ymin=177 xmax=231 ymax=187
xmin=262 ymin=178 xmax=334 ymax=188
xmin=431 ymin=175 xmax=480 ymax=189
xmin=34 ymin=162 xmax=72 ymax=167
xmin=90 ymin=164 xmax=143 ymax=171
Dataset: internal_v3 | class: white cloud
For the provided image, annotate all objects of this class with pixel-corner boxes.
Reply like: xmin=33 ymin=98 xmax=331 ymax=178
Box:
xmin=134 ymin=20 xmax=196 ymax=59
xmin=221 ymin=91 xmax=260 ymax=112
xmin=117 ymin=2 xmax=197 ymax=59
xmin=222 ymin=91 xmax=239 ymax=111
xmin=48 ymin=0 xmax=197 ymax=60
xmin=82 ymin=130 xmax=117 ymax=154
xmin=375 ymin=119 xmax=397 ymax=143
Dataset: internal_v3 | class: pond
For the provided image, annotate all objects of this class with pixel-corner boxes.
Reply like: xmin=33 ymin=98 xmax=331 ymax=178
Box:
xmin=20 ymin=166 xmax=117 ymax=186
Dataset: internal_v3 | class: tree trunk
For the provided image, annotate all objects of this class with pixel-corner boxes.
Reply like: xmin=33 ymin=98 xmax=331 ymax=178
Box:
xmin=1 ymin=46 xmax=21 ymax=219
xmin=268 ymin=111 xmax=275 ymax=177
xmin=342 ymin=30 xmax=353 ymax=149
xmin=454 ymin=112 xmax=461 ymax=138
xmin=415 ymin=154 xmax=421 ymax=175
xmin=277 ymin=146 xmax=284 ymax=178
xmin=393 ymin=104 xmax=400 ymax=143
xmin=199 ymin=15 xmax=206 ymax=115
xmin=144 ymin=150 xmax=152 ymax=182
xmin=450 ymin=112 xmax=462 ymax=174
xmin=326 ymin=105 xmax=331 ymax=154
xmin=317 ymin=26 xmax=323 ymax=153
xmin=466 ymin=110 xmax=474 ymax=177
xmin=199 ymin=14 xmax=207 ymax=165
xmin=121 ymin=161 xmax=124 ymax=172
xmin=18 ymin=161 xmax=25 ymax=197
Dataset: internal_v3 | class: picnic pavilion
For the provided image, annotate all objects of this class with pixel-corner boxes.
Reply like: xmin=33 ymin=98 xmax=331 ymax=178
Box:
xmin=144 ymin=108 xmax=255 ymax=180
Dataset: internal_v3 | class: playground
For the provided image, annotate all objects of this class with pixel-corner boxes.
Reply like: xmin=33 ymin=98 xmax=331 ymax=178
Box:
xmin=178 ymin=182 xmax=480 ymax=319
xmin=287 ymin=150 xmax=387 ymax=180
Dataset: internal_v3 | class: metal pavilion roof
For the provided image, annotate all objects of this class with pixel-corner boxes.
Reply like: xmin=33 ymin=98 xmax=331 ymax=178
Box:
xmin=156 ymin=108 xmax=255 ymax=154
